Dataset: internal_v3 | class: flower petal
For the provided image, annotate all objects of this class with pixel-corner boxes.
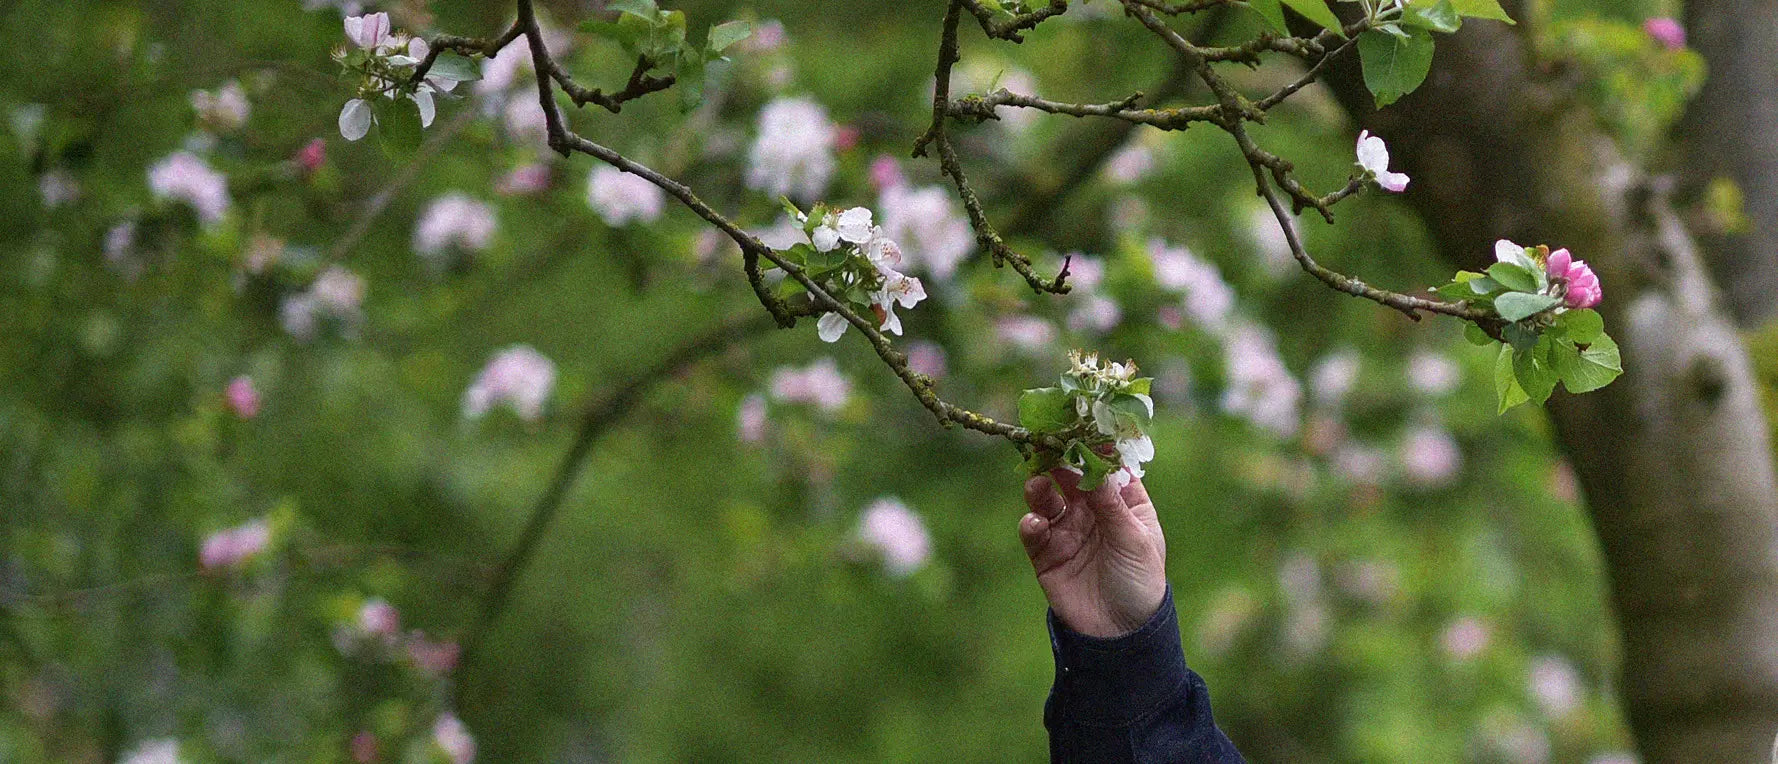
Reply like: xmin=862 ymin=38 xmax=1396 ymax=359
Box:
xmin=411 ymin=89 xmax=436 ymax=128
xmin=339 ymin=99 xmax=372 ymax=141
xmin=817 ymin=312 xmax=848 ymax=342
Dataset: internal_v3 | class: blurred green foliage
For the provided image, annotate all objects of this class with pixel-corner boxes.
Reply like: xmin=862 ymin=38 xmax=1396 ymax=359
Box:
xmin=2 ymin=0 xmax=1736 ymax=760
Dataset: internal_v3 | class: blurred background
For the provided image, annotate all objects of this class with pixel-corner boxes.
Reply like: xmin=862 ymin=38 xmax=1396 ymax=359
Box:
xmin=3 ymin=0 xmax=1772 ymax=761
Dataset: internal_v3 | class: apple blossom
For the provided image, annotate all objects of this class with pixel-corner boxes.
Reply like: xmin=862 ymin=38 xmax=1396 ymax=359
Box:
xmin=190 ymin=80 xmax=250 ymax=132
xmin=350 ymin=732 xmax=379 ymax=764
xmin=502 ymin=94 xmax=549 ymax=144
xmin=745 ymin=97 xmax=837 ymax=201
xmin=38 ymin=169 xmax=78 ymax=208
xmin=906 ymin=340 xmax=948 ymax=380
xmin=1308 ymin=350 xmax=1360 ymax=407
xmin=1102 ymin=143 xmax=1156 ymax=185
xmin=1220 ymin=323 xmax=1302 ymax=437
xmin=280 ymin=266 xmax=367 ymax=342
xmin=1406 ymin=351 xmax=1460 ymax=396
xmin=406 ymin=634 xmax=461 ymax=676
xmin=855 ymin=498 xmax=933 ymax=577
xmin=870 ymin=271 xmax=927 ymax=336
xmin=225 ymin=375 xmax=260 ymax=419
xmin=294 ymin=138 xmax=327 ymax=173
xmin=1399 ymin=424 xmax=1462 ymax=487
xmin=104 ymin=221 xmax=141 ymax=277
xmin=496 ymin=163 xmax=551 ymax=196
xmin=337 ymin=98 xmax=372 ymax=141
xmin=200 ymin=518 xmax=271 ymax=570
xmin=432 ymin=713 xmax=476 ymax=764
xmin=1246 ymin=204 xmax=1296 ymax=276
xmin=1332 ymin=443 xmax=1388 ymax=485
xmin=147 ymin=151 xmax=230 ymax=225
xmin=1545 ymin=248 xmax=1603 ymax=309
xmin=462 ymin=345 xmax=557 ymax=421
xmin=1355 ymin=130 xmax=1410 ymax=193
xmin=1148 ymin=238 xmax=1234 ymax=331
xmin=1644 ymin=17 xmax=1685 ymax=49
xmin=768 ymin=357 xmax=850 ymax=413
xmin=413 ymin=193 xmax=497 ymax=261
xmin=1441 ymin=616 xmax=1490 ymax=662
xmin=586 ymin=165 xmax=665 ymax=226
xmin=869 ymin=154 xmax=906 ymax=191
xmin=343 ymin=12 xmax=390 ymax=50
xmin=995 ymin=315 xmax=1057 ymax=353
xmin=736 ymin=393 xmax=768 ymax=443
xmin=1528 ymin=655 xmax=1583 ymax=718
xmin=120 ymin=739 xmax=182 ymax=764
xmin=878 ymin=183 xmax=973 ymax=279
xmin=357 ymin=598 xmax=399 ymax=639
xmin=1067 ymin=294 xmax=1122 ymax=333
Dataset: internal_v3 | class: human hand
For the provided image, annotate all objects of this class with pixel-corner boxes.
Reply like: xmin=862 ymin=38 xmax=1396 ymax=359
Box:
xmin=1019 ymin=469 xmax=1168 ymax=639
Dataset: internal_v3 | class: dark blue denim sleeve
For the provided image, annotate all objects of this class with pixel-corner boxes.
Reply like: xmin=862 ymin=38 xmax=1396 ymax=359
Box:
xmin=1044 ymin=588 xmax=1244 ymax=763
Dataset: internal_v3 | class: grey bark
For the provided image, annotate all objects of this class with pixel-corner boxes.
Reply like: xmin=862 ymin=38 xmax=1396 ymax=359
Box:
xmin=1319 ymin=11 xmax=1778 ymax=761
xmin=1675 ymin=0 xmax=1778 ymax=325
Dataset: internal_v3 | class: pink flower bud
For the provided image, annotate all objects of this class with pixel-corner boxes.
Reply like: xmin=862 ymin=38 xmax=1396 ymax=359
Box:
xmin=869 ymin=155 xmax=905 ymax=191
xmin=200 ymin=518 xmax=270 ymax=570
xmin=1546 ymin=248 xmax=1603 ymax=309
xmin=407 ymin=634 xmax=461 ymax=676
xmin=1644 ymin=17 xmax=1685 ymax=50
xmin=358 ymin=599 xmax=400 ymax=638
xmin=225 ymin=375 xmax=260 ymax=419
xmin=295 ymin=139 xmax=326 ymax=174
xmin=833 ymin=124 xmax=860 ymax=153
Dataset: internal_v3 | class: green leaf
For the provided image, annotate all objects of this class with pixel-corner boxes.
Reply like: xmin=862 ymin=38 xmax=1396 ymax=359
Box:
xmin=1110 ymin=394 xmax=1152 ymax=423
xmin=675 ymin=50 xmax=706 ymax=112
xmin=1485 ymin=262 xmax=1538 ymax=293
xmin=374 ymin=98 xmax=423 ymax=157
xmin=1501 ymin=321 xmax=1539 ymax=352
xmin=1469 ymin=276 xmax=1504 ymax=296
xmin=1280 ymin=0 xmax=1345 ymax=36
xmin=1558 ymin=309 xmax=1604 ymax=345
xmin=1126 ymin=377 xmax=1153 ymax=396
xmin=1449 ymin=0 xmax=1514 ymax=23
xmin=1494 ymin=292 xmax=1562 ymax=322
xmin=1495 ymin=345 xmax=1530 ymax=413
xmin=707 ymin=20 xmax=753 ymax=54
xmin=1069 ymin=442 xmax=1114 ymax=491
xmin=607 ymin=0 xmax=658 ymax=20
xmin=1464 ymin=323 xmax=1494 ymax=346
xmin=426 ymin=51 xmax=482 ymax=82
xmin=1245 ymin=0 xmax=1290 ymax=33
xmin=1357 ymin=27 xmax=1435 ymax=108
xmin=1018 ymin=448 xmax=1060 ymax=477
xmin=1554 ymin=334 xmax=1622 ymax=393
xmin=1403 ymin=0 xmax=1462 ymax=33
xmin=1018 ymin=387 xmax=1074 ymax=434
xmin=580 ymin=18 xmax=649 ymax=51
xmin=1512 ymin=336 xmax=1559 ymax=406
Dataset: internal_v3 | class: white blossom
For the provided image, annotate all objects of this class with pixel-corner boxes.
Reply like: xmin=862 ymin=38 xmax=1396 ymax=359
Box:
xmin=462 ymin=345 xmax=556 ymax=421
xmin=816 ymin=312 xmax=849 ymax=343
xmin=281 ymin=266 xmax=366 ymax=341
xmin=343 ymin=12 xmax=390 ymax=50
xmin=413 ymin=193 xmax=497 ymax=260
xmin=1355 ymin=130 xmax=1409 ymax=193
xmin=1528 ymin=655 xmax=1583 ymax=719
xmin=745 ymin=97 xmax=836 ymax=201
xmin=586 ymin=165 xmax=665 ymax=226
xmin=338 ymin=98 xmax=372 ymax=141
xmin=855 ymin=498 xmax=932 ymax=577
xmin=38 ymin=169 xmax=79 ymax=208
xmin=147 ymin=151 xmax=230 ymax=225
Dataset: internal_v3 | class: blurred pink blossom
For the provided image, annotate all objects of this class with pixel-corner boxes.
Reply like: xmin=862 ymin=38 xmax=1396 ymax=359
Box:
xmin=1068 ymin=294 xmax=1122 ymax=333
xmin=587 ymin=165 xmax=665 ymax=226
xmin=746 ymin=97 xmax=836 ymax=200
xmin=1148 ymin=238 xmax=1233 ymax=331
xmin=1644 ymin=17 xmax=1685 ymax=49
xmin=736 ymin=393 xmax=768 ymax=443
xmin=358 ymin=598 xmax=399 ymax=638
xmin=906 ymin=340 xmax=948 ymax=380
xmin=869 ymin=155 xmax=906 ymax=191
xmin=148 ymin=151 xmax=230 ymax=225
xmin=994 ymin=315 xmax=1057 ymax=354
xmin=1407 ymin=351 xmax=1460 ymax=396
xmin=225 ymin=375 xmax=260 ymax=419
xmin=1400 ymin=425 xmax=1462 ymax=487
xmin=741 ymin=19 xmax=787 ymax=52
xmin=496 ymin=163 xmax=550 ymax=196
xmin=38 ymin=169 xmax=79 ymax=208
xmin=200 ymin=518 xmax=270 ymax=570
xmin=1441 ymin=616 xmax=1490 ymax=662
xmin=294 ymin=138 xmax=327 ymax=173
xmin=433 ymin=713 xmax=476 ymax=764
xmin=769 ymin=357 xmax=851 ymax=413
xmin=1528 ymin=654 xmax=1583 ymax=718
xmin=281 ymin=266 xmax=366 ymax=341
xmin=462 ymin=345 xmax=557 ymax=421
xmin=1308 ymin=350 xmax=1360 ymax=407
xmin=413 ymin=193 xmax=497 ymax=260
xmin=855 ymin=497 xmax=932 ymax=577
xmin=350 ymin=731 xmax=379 ymax=763
xmin=190 ymin=80 xmax=250 ymax=132
xmin=407 ymin=634 xmax=461 ymax=676
xmin=879 ymin=184 xmax=973 ymax=279
xmin=1221 ymin=323 xmax=1301 ymax=437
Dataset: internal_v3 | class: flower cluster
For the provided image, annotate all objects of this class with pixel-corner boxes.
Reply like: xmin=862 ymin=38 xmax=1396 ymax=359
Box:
xmin=413 ymin=193 xmax=497 ymax=264
xmin=1017 ymin=350 xmax=1157 ymax=489
xmin=770 ymin=203 xmax=928 ymax=343
xmin=148 ymin=151 xmax=230 ymax=225
xmin=1434 ymin=241 xmax=1619 ymax=411
xmin=334 ymin=13 xmax=477 ymax=142
xmin=281 ymin=266 xmax=366 ymax=341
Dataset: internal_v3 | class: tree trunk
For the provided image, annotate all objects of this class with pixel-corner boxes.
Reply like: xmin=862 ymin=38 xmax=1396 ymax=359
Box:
xmin=1320 ymin=12 xmax=1778 ymax=761
xmin=1675 ymin=0 xmax=1778 ymax=326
